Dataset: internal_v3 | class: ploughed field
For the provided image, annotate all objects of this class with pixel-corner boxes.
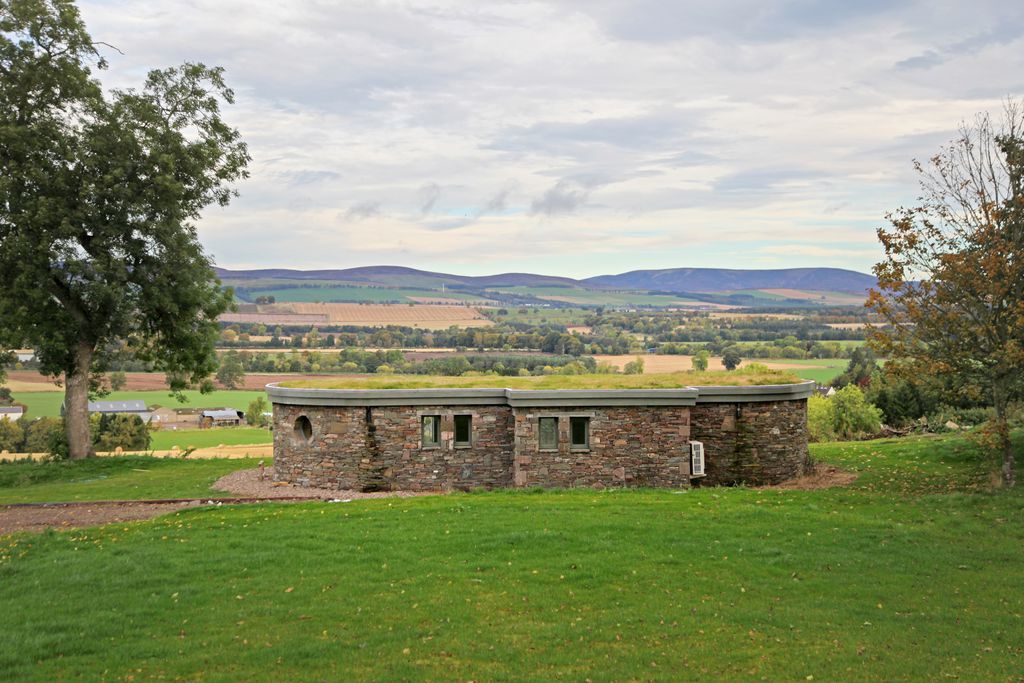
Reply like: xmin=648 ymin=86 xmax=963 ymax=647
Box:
xmin=1 ymin=432 xmax=1022 ymax=680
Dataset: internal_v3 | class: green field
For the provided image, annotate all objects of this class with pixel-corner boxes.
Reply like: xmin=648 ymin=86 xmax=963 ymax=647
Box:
xmin=244 ymin=286 xmax=483 ymax=303
xmin=0 ymin=456 xmax=259 ymax=503
xmin=0 ymin=432 xmax=1021 ymax=680
xmin=149 ymin=427 xmax=272 ymax=451
xmin=14 ymin=389 xmax=268 ymax=420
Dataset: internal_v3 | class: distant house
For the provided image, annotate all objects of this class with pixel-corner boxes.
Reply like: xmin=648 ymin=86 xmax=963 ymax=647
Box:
xmin=199 ymin=409 xmax=244 ymax=428
xmin=0 ymin=406 xmax=24 ymax=421
xmin=816 ymin=386 xmax=836 ymax=398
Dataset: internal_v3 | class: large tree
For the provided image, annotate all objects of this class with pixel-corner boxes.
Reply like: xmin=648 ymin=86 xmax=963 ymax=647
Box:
xmin=867 ymin=101 xmax=1024 ymax=487
xmin=0 ymin=0 xmax=249 ymax=458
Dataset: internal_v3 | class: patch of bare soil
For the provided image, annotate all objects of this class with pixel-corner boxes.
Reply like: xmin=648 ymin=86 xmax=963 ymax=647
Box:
xmin=0 ymin=501 xmax=189 ymax=535
xmin=212 ymin=467 xmax=440 ymax=501
xmin=759 ymin=464 xmax=858 ymax=490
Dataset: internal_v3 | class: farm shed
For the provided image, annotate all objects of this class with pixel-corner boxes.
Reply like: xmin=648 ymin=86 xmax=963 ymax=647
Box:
xmin=199 ymin=409 xmax=244 ymax=428
xmin=268 ymin=382 xmax=814 ymax=492
xmin=75 ymin=400 xmax=152 ymax=421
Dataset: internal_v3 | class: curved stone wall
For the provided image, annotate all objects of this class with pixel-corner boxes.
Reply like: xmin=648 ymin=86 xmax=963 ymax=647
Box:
xmin=267 ymin=382 xmax=813 ymax=491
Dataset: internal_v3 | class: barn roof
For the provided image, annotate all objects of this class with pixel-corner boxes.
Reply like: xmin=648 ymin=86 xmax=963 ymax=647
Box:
xmin=88 ymin=400 xmax=149 ymax=413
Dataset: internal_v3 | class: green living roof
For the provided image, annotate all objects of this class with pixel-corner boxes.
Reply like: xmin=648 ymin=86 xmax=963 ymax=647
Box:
xmin=277 ymin=369 xmax=801 ymax=391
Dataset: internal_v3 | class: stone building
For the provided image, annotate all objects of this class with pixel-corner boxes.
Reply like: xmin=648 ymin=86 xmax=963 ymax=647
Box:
xmin=267 ymin=381 xmax=814 ymax=491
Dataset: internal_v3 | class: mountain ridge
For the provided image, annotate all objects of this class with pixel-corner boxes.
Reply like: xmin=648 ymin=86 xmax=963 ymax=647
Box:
xmin=215 ymin=265 xmax=876 ymax=293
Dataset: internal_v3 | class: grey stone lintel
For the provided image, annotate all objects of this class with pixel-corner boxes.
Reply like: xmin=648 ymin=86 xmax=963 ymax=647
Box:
xmin=266 ymin=381 xmax=815 ymax=408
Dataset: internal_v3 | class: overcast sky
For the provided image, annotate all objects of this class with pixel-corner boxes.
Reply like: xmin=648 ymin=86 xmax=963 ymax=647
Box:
xmin=80 ymin=0 xmax=1024 ymax=278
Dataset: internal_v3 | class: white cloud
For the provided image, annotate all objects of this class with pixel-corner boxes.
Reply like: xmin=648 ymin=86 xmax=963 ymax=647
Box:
xmin=79 ymin=0 xmax=1024 ymax=277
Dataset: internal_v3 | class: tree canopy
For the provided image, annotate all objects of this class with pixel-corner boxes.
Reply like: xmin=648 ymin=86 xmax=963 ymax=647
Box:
xmin=868 ymin=101 xmax=1024 ymax=486
xmin=0 ymin=0 xmax=249 ymax=458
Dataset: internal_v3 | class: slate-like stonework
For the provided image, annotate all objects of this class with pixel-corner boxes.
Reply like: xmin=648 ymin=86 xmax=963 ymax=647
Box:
xmin=274 ymin=404 xmax=513 ymax=492
xmin=512 ymin=406 xmax=692 ymax=488
xmin=271 ymin=388 xmax=811 ymax=491
xmin=690 ymin=399 xmax=811 ymax=485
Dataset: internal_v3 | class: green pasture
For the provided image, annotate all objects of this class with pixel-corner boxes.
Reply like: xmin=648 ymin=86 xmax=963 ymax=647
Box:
xmin=13 ymin=389 xmax=268 ymax=420
xmin=0 ymin=456 xmax=260 ymax=504
xmin=149 ymin=427 xmax=272 ymax=451
xmin=0 ymin=432 xmax=1021 ymax=680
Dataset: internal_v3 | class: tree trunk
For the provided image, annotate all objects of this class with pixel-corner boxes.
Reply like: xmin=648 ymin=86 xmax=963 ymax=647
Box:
xmin=64 ymin=341 xmax=95 ymax=460
xmin=993 ymin=384 xmax=1016 ymax=488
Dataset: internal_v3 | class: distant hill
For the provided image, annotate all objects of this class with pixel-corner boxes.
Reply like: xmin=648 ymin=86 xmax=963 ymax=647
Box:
xmin=582 ymin=267 xmax=876 ymax=293
xmin=216 ymin=265 xmax=875 ymax=294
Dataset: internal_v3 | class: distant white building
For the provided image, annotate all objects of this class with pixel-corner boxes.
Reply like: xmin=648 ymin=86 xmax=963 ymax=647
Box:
xmin=62 ymin=400 xmax=153 ymax=421
xmin=0 ymin=406 xmax=23 ymax=421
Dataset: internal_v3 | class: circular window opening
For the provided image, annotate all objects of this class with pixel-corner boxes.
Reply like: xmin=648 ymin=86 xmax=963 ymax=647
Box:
xmin=294 ymin=415 xmax=313 ymax=443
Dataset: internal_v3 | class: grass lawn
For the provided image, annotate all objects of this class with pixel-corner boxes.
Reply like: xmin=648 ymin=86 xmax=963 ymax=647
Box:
xmin=1 ymin=433 xmax=1022 ymax=680
xmin=13 ymin=389 xmax=268 ymax=419
xmin=0 ymin=456 xmax=260 ymax=504
xmin=149 ymin=427 xmax=273 ymax=451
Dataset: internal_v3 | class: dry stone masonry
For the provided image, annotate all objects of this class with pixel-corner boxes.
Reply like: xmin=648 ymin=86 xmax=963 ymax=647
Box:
xmin=268 ymin=383 xmax=814 ymax=491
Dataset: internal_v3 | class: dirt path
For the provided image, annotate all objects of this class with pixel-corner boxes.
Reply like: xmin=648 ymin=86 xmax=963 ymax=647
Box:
xmin=0 ymin=468 xmax=438 ymax=535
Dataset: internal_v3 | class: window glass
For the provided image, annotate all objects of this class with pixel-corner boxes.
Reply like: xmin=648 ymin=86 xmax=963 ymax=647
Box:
xmin=421 ymin=415 xmax=440 ymax=446
xmin=538 ymin=417 xmax=558 ymax=449
xmin=454 ymin=414 xmax=471 ymax=446
xmin=570 ymin=416 xmax=590 ymax=448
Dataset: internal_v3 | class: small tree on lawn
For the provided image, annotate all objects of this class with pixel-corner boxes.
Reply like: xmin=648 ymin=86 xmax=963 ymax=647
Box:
xmin=868 ymin=101 xmax=1024 ymax=486
xmin=246 ymin=396 xmax=270 ymax=428
xmin=0 ymin=2 xmax=249 ymax=458
xmin=692 ymin=349 xmax=709 ymax=372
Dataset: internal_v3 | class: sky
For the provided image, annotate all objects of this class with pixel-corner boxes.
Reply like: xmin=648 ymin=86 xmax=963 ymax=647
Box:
xmin=79 ymin=0 xmax=1024 ymax=278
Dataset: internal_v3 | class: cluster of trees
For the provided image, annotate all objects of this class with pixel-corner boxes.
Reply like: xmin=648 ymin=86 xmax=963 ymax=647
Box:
xmin=0 ymin=414 xmax=149 ymax=456
xmin=213 ymin=349 xmax=601 ymax=380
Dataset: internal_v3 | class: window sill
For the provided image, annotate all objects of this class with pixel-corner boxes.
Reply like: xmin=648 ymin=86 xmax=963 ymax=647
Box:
xmin=538 ymin=448 xmax=558 ymax=453
xmin=421 ymin=445 xmax=441 ymax=450
xmin=570 ymin=447 xmax=590 ymax=452
xmin=454 ymin=444 xmax=471 ymax=449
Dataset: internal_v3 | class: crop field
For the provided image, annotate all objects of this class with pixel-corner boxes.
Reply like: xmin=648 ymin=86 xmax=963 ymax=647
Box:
xmin=242 ymin=286 xmax=485 ymax=304
xmin=284 ymin=303 xmax=492 ymax=329
xmin=0 ymin=432 xmax=1021 ymax=680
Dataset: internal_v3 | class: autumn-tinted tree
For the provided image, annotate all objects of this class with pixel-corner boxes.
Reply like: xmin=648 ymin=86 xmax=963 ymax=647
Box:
xmin=868 ymin=101 xmax=1024 ymax=486
xmin=0 ymin=1 xmax=249 ymax=458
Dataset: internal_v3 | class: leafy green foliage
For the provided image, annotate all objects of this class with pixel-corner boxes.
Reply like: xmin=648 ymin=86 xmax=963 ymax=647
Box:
xmin=721 ymin=346 xmax=742 ymax=370
xmin=691 ymin=348 xmax=709 ymax=371
xmin=0 ymin=418 xmax=23 ymax=451
xmin=215 ymin=351 xmax=245 ymax=389
xmin=808 ymin=386 xmax=883 ymax=441
xmin=91 ymin=414 xmax=150 ymax=452
xmin=245 ymin=397 xmax=269 ymax=428
xmin=868 ymin=102 xmax=1024 ymax=485
xmin=622 ymin=356 xmax=644 ymax=374
xmin=0 ymin=1 xmax=248 ymax=457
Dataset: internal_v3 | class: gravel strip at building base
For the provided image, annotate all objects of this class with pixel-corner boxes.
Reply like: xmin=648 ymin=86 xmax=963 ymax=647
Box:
xmin=212 ymin=466 xmax=442 ymax=501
